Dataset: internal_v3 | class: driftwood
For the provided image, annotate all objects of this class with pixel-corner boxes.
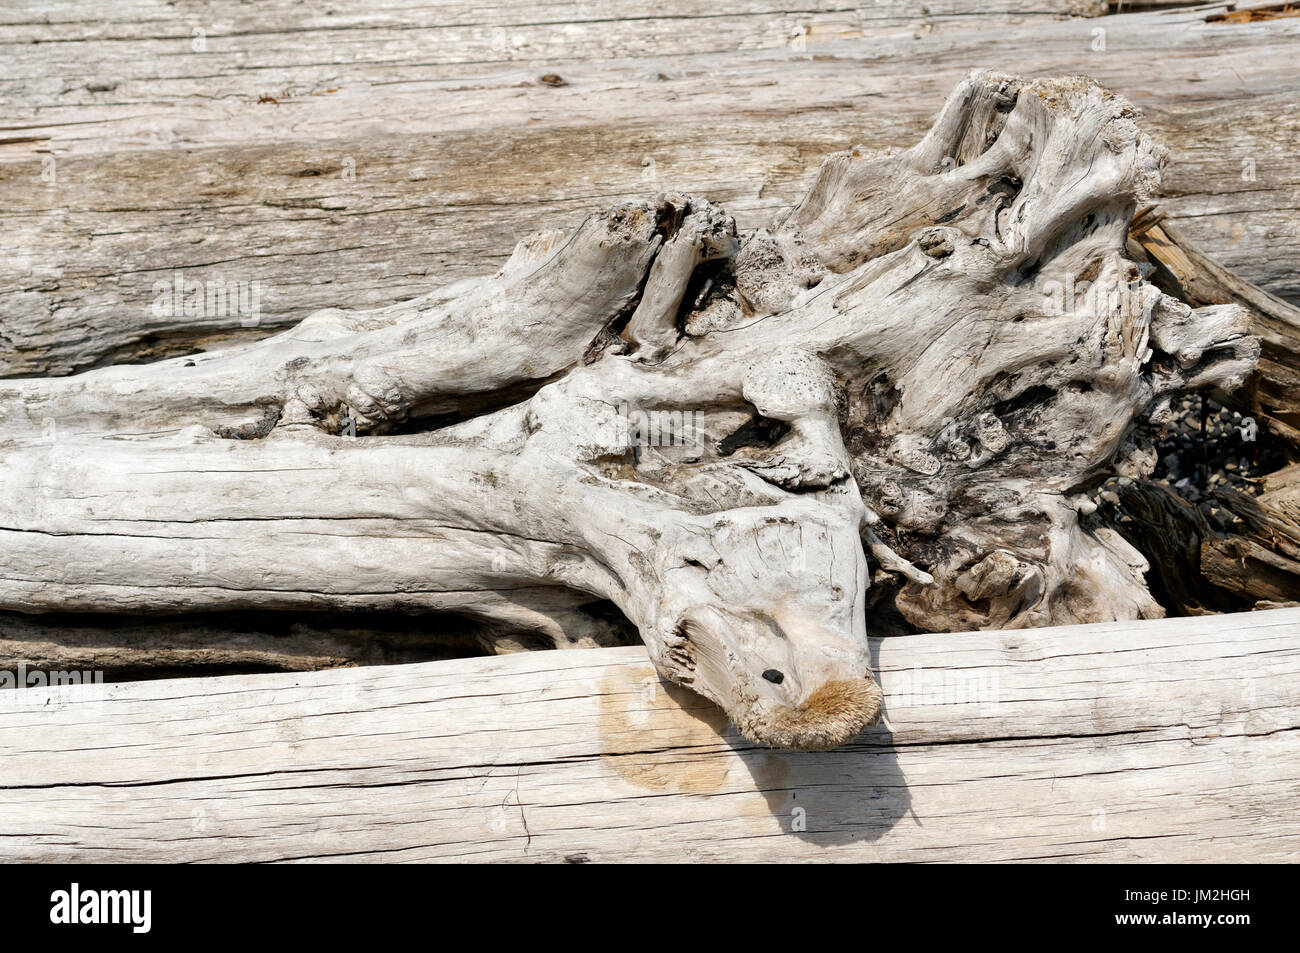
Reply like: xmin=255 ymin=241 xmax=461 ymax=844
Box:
xmin=0 ymin=71 xmax=1266 ymax=749
xmin=4 ymin=2 xmax=1300 ymax=376
xmin=1 ymin=608 xmax=1297 ymax=862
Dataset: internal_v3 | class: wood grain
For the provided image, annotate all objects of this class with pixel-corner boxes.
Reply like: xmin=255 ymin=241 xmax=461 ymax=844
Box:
xmin=4 ymin=1 xmax=1299 ymax=375
xmin=1 ymin=607 xmax=1296 ymax=862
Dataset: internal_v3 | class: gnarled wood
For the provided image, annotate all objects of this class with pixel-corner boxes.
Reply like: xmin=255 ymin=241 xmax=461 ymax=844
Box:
xmin=1201 ymin=463 xmax=1300 ymax=607
xmin=1 ymin=72 xmax=1267 ymax=749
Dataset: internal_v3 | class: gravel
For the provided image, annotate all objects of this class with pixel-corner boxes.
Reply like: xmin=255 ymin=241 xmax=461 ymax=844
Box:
xmin=1094 ymin=394 xmax=1289 ymax=530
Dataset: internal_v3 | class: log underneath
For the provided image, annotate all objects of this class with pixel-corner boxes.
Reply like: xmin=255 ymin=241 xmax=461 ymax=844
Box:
xmin=2 ymin=608 xmax=1296 ymax=862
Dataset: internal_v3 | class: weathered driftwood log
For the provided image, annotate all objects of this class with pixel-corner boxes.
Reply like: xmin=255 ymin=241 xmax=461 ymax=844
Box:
xmin=0 ymin=72 xmax=1260 ymax=748
xmin=7 ymin=2 xmax=1300 ymax=379
xmin=2 ymin=609 xmax=1297 ymax=862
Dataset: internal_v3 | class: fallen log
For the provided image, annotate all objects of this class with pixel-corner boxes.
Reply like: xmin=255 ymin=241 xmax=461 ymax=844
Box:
xmin=1 ymin=608 xmax=1296 ymax=862
xmin=5 ymin=2 xmax=1300 ymax=376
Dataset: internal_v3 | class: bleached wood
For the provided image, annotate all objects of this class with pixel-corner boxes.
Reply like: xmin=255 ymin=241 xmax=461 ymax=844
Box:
xmin=1 ymin=608 xmax=1296 ymax=863
xmin=0 ymin=70 xmax=1266 ymax=748
xmin=4 ymin=1 xmax=1300 ymax=375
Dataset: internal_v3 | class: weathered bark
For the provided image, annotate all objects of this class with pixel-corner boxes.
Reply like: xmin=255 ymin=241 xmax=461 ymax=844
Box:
xmin=1200 ymin=463 xmax=1300 ymax=607
xmin=0 ymin=72 xmax=1263 ymax=748
xmin=0 ymin=598 xmax=638 ymax=680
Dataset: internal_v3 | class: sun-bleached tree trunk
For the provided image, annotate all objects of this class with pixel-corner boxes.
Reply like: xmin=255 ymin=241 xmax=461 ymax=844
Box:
xmin=0 ymin=72 xmax=1259 ymax=749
